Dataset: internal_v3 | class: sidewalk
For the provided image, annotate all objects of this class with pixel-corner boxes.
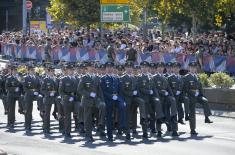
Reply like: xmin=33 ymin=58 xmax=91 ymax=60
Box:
xmin=196 ymin=108 xmax=235 ymax=119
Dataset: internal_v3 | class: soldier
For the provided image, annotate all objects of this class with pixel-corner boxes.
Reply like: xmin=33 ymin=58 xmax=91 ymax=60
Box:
xmin=0 ymin=67 xmax=8 ymax=115
xmin=22 ymin=64 xmax=41 ymax=132
xmin=55 ymin=67 xmax=65 ymax=134
xmin=59 ymin=64 xmax=77 ymax=138
xmin=75 ymin=63 xmax=85 ymax=133
xmin=77 ymin=62 xmax=106 ymax=142
xmin=41 ymin=65 xmax=58 ymax=134
xmin=129 ymin=65 xmax=141 ymax=134
xmin=167 ymin=62 xmax=189 ymax=125
xmin=5 ymin=65 xmax=22 ymax=128
xmin=100 ymin=62 xmax=126 ymax=141
xmin=152 ymin=62 xmax=179 ymax=137
xmin=120 ymin=62 xmax=148 ymax=140
xmin=126 ymin=42 xmax=137 ymax=63
xmin=182 ymin=62 xmax=213 ymax=135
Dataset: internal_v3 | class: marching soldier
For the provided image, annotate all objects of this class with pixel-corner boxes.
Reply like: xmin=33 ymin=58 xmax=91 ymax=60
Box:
xmin=22 ymin=64 xmax=41 ymax=132
xmin=59 ymin=64 xmax=77 ymax=138
xmin=182 ymin=62 xmax=213 ymax=135
xmin=100 ymin=62 xmax=126 ymax=141
xmin=41 ymin=65 xmax=58 ymax=134
xmin=167 ymin=62 xmax=189 ymax=124
xmin=120 ymin=62 xmax=148 ymax=140
xmin=5 ymin=65 xmax=22 ymax=128
xmin=77 ymin=62 xmax=106 ymax=142
xmin=137 ymin=62 xmax=164 ymax=138
xmin=0 ymin=68 xmax=8 ymax=115
xmin=152 ymin=62 xmax=179 ymax=137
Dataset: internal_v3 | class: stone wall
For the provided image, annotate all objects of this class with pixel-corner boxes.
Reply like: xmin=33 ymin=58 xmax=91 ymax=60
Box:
xmin=203 ymin=88 xmax=235 ymax=111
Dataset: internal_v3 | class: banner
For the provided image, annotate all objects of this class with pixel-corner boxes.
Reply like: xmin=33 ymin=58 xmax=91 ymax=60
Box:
xmin=1 ymin=42 xmax=235 ymax=73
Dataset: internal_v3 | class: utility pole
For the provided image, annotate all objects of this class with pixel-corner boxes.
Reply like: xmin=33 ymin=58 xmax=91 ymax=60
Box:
xmin=6 ymin=9 xmax=8 ymax=31
xmin=23 ymin=0 xmax=27 ymax=35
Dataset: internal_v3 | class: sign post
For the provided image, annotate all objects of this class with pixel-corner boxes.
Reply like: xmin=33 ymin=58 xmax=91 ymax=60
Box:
xmin=100 ymin=0 xmax=130 ymax=23
xmin=100 ymin=0 xmax=130 ymax=40
xmin=26 ymin=0 xmax=32 ymax=36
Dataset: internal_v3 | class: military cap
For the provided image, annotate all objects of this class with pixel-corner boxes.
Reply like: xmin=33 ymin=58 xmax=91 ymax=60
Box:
xmin=140 ymin=61 xmax=149 ymax=66
xmin=156 ymin=62 xmax=165 ymax=67
xmin=189 ymin=62 xmax=198 ymax=67
xmin=166 ymin=62 xmax=173 ymax=67
xmin=105 ymin=61 xmax=114 ymax=67
xmin=26 ymin=63 xmax=34 ymax=69
xmin=173 ymin=62 xmax=181 ymax=67
xmin=125 ymin=61 xmax=134 ymax=67
xmin=116 ymin=64 xmax=124 ymax=70
xmin=149 ymin=62 xmax=156 ymax=68
xmin=63 ymin=63 xmax=73 ymax=69
xmin=47 ymin=64 xmax=55 ymax=70
xmin=133 ymin=65 xmax=141 ymax=70
xmin=99 ymin=64 xmax=106 ymax=69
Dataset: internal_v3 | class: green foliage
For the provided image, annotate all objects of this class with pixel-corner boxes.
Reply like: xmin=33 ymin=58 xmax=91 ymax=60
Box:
xmin=209 ymin=72 xmax=234 ymax=89
xmin=47 ymin=0 xmax=235 ymax=31
xmin=48 ymin=0 xmax=100 ymax=26
xmin=198 ymin=73 xmax=210 ymax=87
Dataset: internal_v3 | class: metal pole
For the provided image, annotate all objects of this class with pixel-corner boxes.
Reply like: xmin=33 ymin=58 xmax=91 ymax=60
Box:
xmin=6 ymin=9 xmax=8 ymax=31
xmin=23 ymin=0 xmax=27 ymax=35
xmin=26 ymin=10 xmax=31 ymax=36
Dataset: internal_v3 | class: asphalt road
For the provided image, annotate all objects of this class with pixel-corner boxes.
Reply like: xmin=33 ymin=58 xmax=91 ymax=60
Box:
xmin=0 ymin=101 xmax=235 ymax=155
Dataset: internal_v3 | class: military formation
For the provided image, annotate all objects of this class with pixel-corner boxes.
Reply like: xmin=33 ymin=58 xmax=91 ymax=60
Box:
xmin=0 ymin=60 xmax=213 ymax=142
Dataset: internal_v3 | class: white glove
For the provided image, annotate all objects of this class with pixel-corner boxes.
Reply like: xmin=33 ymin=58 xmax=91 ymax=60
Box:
xmin=69 ymin=97 xmax=74 ymax=102
xmin=34 ymin=92 xmax=39 ymax=96
xmin=15 ymin=87 xmax=19 ymax=92
xmin=165 ymin=91 xmax=169 ymax=96
xmin=38 ymin=94 xmax=43 ymax=98
xmin=195 ymin=90 xmax=199 ymax=97
xmin=150 ymin=90 xmax=153 ymax=95
xmin=112 ymin=95 xmax=118 ymax=100
xmin=133 ymin=90 xmax=137 ymax=96
xmin=57 ymin=96 xmax=61 ymax=99
xmin=90 ymin=92 xmax=96 ymax=98
xmin=176 ymin=91 xmax=181 ymax=96
xmin=50 ymin=92 xmax=55 ymax=97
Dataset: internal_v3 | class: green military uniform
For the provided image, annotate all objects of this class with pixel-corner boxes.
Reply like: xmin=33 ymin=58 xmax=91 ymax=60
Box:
xmin=77 ymin=72 xmax=106 ymax=141
xmin=41 ymin=69 xmax=58 ymax=134
xmin=22 ymin=67 xmax=41 ymax=131
xmin=183 ymin=67 xmax=212 ymax=134
xmin=5 ymin=66 xmax=22 ymax=128
xmin=0 ymin=71 xmax=8 ymax=115
xmin=152 ymin=68 xmax=178 ymax=136
xmin=59 ymin=66 xmax=77 ymax=138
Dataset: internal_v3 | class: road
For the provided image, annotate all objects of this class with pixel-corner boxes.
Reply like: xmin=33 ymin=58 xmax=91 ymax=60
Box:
xmin=0 ymin=60 xmax=235 ymax=155
xmin=0 ymin=101 xmax=235 ymax=155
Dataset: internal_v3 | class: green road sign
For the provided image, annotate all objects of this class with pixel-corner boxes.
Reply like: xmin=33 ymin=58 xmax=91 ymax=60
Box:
xmin=101 ymin=4 xmax=130 ymax=23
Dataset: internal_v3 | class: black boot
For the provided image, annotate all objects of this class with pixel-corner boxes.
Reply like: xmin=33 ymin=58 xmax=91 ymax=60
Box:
xmin=190 ymin=130 xmax=198 ymax=135
xmin=157 ymin=131 xmax=162 ymax=137
xmin=178 ymin=119 xmax=185 ymax=125
xmin=205 ymin=117 xmax=213 ymax=123
xmin=172 ymin=131 xmax=179 ymax=137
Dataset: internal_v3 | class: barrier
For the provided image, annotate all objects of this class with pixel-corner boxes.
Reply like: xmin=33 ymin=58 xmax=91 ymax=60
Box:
xmin=1 ymin=42 xmax=235 ymax=73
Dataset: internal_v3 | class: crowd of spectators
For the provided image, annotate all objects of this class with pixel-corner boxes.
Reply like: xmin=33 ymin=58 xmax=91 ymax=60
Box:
xmin=0 ymin=28 xmax=235 ymax=62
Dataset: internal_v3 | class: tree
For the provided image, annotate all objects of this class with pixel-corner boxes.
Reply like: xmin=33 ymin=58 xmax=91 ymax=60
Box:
xmin=48 ymin=0 xmax=100 ymax=27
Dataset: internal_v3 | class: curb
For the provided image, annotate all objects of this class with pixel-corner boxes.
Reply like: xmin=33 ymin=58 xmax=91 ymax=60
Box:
xmin=196 ymin=108 xmax=235 ymax=119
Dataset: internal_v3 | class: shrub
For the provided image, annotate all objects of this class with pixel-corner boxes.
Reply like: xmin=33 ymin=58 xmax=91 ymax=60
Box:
xmin=198 ymin=73 xmax=210 ymax=87
xmin=209 ymin=72 xmax=234 ymax=88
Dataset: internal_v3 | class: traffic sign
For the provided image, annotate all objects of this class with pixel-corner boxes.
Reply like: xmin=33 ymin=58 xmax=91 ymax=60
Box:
xmin=101 ymin=4 xmax=130 ymax=23
xmin=101 ymin=0 xmax=129 ymax=4
xmin=26 ymin=1 xmax=32 ymax=10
